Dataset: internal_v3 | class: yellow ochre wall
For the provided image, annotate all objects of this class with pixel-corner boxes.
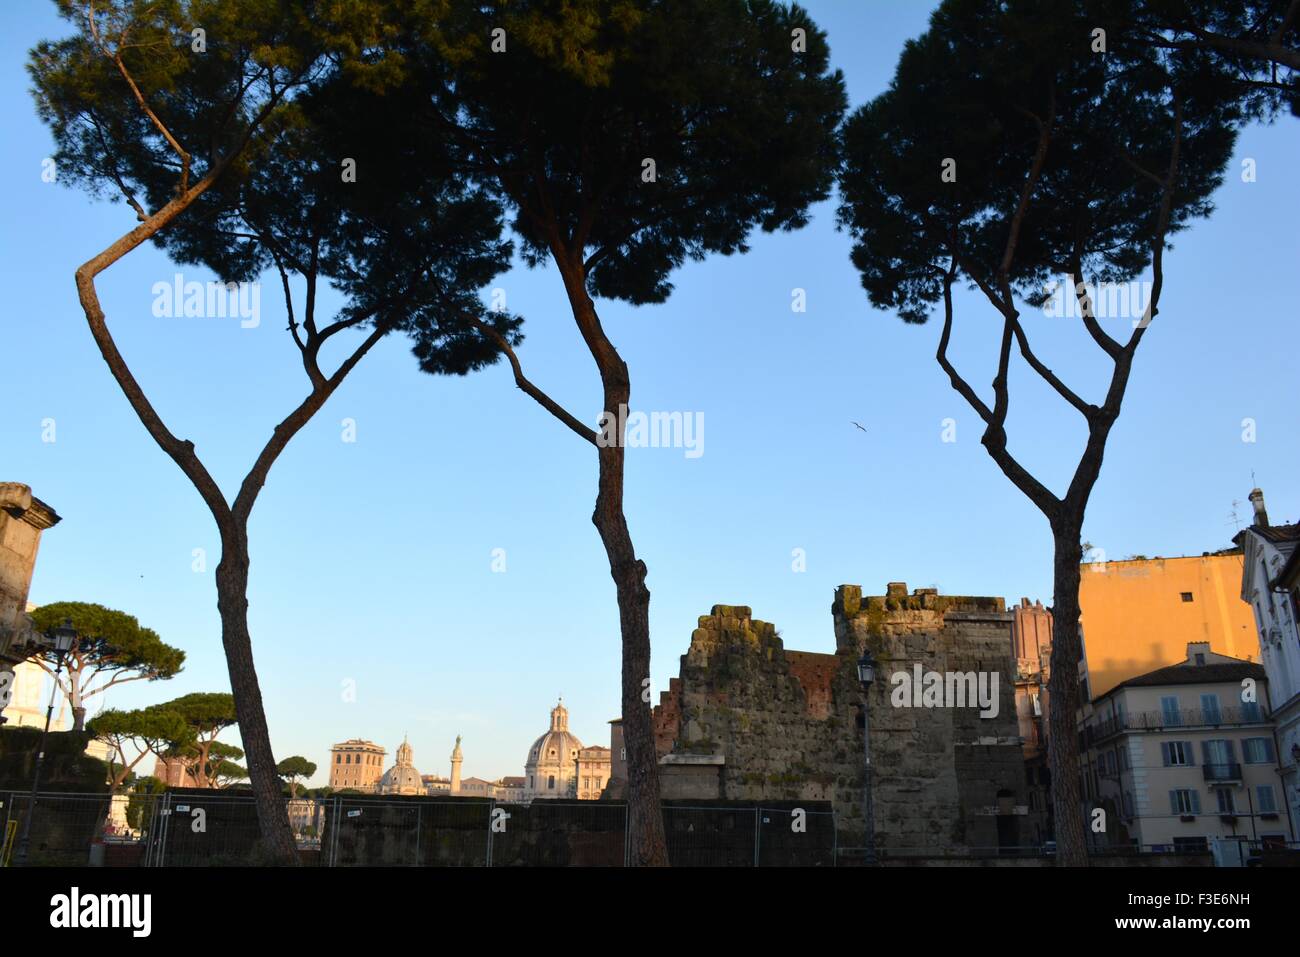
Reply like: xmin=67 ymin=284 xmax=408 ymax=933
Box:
xmin=1078 ymin=554 xmax=1258 ymax=699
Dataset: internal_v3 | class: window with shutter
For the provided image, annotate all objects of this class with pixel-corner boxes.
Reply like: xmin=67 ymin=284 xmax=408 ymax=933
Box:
xmin=1243 ymin=737 xmax=1275 ymax=763
xmin=1201 ymin=694 xmax=1222 ymax=723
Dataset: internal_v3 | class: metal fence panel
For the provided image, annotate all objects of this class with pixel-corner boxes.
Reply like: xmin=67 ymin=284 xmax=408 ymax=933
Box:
xmin=0 ymin=791 xmax=108 ymax=867
xmin=326 ymin=796 xmax=493 ymax=866
xmin=2 ymin=790 xmax=859 ymax=867
xmin=151 ymin=792 xmax=266 ymax=866
xmin=757 ymin=806 xmax=836 ymax=867
xmin=489 ymin=800 xmax=626 ymax=867
xmin=663 ymin=805 xmax=758 ymax=867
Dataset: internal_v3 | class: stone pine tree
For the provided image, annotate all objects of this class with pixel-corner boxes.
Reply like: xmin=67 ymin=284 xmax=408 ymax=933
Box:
xmin=206 ymin=742 xmax=249 ymax=787
xmin=29 ymin=601 xmax=184 ymax=731
xmin=29 ymin=0 xmax=515 ymax=863
xmin=89 ymin=704 xmax=191 ymax=794
xmin=391 ymin=0 xmax=845 ymax=864
xmin=88 ymin=704 xmax=190 ymax=849
xmin=157 ymin=691 xmax=237 ymax=787
xmin=277 ymin=756 xmax=316 ymax=798
xmin=837 ymin=0 xmax=1243 ymax=864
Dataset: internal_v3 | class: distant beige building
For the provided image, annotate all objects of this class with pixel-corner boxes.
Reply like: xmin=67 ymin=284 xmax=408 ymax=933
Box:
xmin=497 ymin=776 xmax=526 ymax=802
xmin=422 ymin=773 xmax=451 ymax=795
xmin=575 ymin=746 xmax=611 ymax=800
xmin=329 ymin=739 xmax=385 ymax=791
xmin=288 ymin=798 xmax=322 ymax=837
xmin=1080 ymin=642 xmax=1293 ymax=852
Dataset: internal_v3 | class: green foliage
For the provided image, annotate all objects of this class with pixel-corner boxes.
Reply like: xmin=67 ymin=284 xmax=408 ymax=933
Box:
xmin=152 ymin=692 xmax=238 ymax=786
xmin=89 ymin=705 xmax=191 ymax=789
xmin=0 ymin=728 xmax=109 ymax=792
xmin=30 ymin=0 xmax=519 ymax=379
xmin=126 ymin=774 xmax=167 ymax=829
xmin=404 ymin=0 xmax=847 ymax=306
xmin=208 ymin=740 xmax=245 ymax=761
xmin=161 ymin=692 xmax=237 ymax=734
xmin=838 ymin=0 xmax=1245 ymax=324
xmin=89 ymin=706 xmax=190 ymax=748
xmin=28 ymin=0 xmax=419 ymax=214
xmin=1131 ymin=0 xmax=1298 ymax=117
xmin=277 ymin=755 xmax=316 ymax=797
xmin=30 ymin=600 xmax=184 ymax=680
xmin=297 ymin=70 xmax=523 ymax=375
xmin=277 ymin=755 xmax=316 ymax=778
xmin=211 ymin=759 xmax=249 ymax=787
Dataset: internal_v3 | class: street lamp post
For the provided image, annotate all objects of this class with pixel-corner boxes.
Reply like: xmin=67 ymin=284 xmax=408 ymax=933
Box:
xmin=857 ymin=649 xmax=878 ymax=865
xmin=14 ymin=618 xmax=77 ymax=866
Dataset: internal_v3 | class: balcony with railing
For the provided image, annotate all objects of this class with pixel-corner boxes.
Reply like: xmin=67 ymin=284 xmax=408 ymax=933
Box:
xmin=1202 ymin=762 xmax=1243 ymax=783
xmin=1081 ymin=706 xmax=1270 ymax=748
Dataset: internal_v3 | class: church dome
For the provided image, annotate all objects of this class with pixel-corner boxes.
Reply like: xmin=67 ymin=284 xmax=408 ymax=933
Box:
xmin=526 ymin=700 xmax=583 ymax=767
xmin=379 ymin=764 xmax=423 ymax=793
xmin=528 ymin=729 xmax=584 ymax=766
xmin=378 ymin=735 xmax=423 ymax=795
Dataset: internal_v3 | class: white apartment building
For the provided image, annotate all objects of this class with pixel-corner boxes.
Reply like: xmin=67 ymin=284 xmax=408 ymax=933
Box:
xmin=1234 ymin=488 xmax=1300 ymax=837
xmin=1080 ymin=642 xmax=1293 ymax=853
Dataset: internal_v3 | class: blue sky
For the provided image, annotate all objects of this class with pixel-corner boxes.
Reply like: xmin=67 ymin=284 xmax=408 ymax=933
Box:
xmin=2 ymin=1 xmax=1296 ymax=787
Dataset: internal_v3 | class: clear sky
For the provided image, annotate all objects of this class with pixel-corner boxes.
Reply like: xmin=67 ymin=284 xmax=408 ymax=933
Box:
xmin=3 ymin=1 xmax=1297 ymax=787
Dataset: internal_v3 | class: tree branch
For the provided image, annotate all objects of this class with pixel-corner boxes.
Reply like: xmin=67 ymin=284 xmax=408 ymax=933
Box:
xmin=936 ymin=261 xmax=993 ymax=424
xmin=1068 ymin=254 xmax=1123 ymax=360
xmin=231 ymin=322 xmax=387 ymax=524
xmin=468 ymin=316 xmax=599 ymax=446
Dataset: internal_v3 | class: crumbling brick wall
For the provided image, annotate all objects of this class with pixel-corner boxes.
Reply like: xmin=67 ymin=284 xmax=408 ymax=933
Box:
xmin=653 ymin=584 xmax=1030 ymax=855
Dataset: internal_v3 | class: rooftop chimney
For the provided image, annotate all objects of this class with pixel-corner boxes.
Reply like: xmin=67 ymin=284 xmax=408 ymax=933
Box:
xmin=1249 ymin=487 xmax=1270 ymax=528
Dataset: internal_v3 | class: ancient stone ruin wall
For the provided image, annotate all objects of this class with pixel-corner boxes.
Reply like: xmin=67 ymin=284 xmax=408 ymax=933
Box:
xmin=1 ymin=483 xmax=59 ymax=649
xmin=653 ymin=584 xmax=1030 ymax=855
xmin=653 ymin=604 xmax=857 ymax=809
xmin=1 ymin=484 xmax=60 ymax=716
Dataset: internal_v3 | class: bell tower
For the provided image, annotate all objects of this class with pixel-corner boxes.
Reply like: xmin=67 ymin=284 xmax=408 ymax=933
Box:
xmin=550 ymin=698 xmax=568 ymax=732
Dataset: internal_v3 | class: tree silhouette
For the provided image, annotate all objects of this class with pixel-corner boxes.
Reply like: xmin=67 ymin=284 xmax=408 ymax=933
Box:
xmin=30 ymin=0 xmax=515 ymax=862
xmin=392 ymin=0 xmax=846 ymax=864
xmin=838 ymin=0 xmax=1244 ymax=864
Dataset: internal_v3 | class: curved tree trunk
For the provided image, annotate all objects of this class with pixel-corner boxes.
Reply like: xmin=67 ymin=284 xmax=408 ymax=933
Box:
xmin=1046 ymin=525 xmax=1088 ymax=866
xmin=560 ymin=261 xmax=668 ymax=866
xmin=215 ymin=527 xmax=298 ymax=865
xmin=595 ymin=456 xmax=669 ymax=866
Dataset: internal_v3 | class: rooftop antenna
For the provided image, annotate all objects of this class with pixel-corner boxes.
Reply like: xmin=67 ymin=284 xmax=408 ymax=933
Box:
xmin=1227 ymin=499 xmax=1242 ymax=533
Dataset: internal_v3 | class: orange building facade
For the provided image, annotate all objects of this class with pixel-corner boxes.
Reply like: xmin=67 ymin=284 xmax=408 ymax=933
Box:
xmin=1078 ymin=553 xmax=1258 ymax=699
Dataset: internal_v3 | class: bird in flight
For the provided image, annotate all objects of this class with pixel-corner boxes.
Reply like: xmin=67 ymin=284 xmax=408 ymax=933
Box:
xmin=851 ymin=421 xmax=867 ymax=432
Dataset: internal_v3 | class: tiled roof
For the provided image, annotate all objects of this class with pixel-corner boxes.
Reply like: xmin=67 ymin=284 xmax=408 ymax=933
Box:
xmin=1247 ymin=523 xmax=1300 ymax=546
xmin=1114 ymin=660 xmax=1266 ymax=690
